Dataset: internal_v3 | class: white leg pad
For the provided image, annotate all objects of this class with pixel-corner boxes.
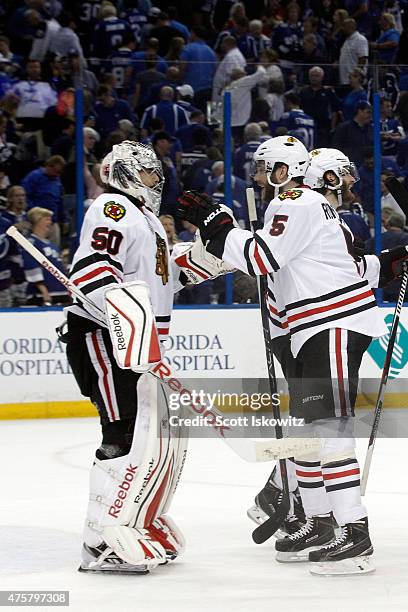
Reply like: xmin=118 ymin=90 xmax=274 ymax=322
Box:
xmin=84 ymin=374 xmax=188 ymax=558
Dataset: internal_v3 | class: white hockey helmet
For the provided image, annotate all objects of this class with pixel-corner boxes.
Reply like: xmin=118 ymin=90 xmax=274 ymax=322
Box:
xmin=252 ymin=135 xmax=309 ymax=188
xmin=100 ymin=141 xmax=164 ymax=215
xmin=304 ymin=148 xmax=359 ymax=190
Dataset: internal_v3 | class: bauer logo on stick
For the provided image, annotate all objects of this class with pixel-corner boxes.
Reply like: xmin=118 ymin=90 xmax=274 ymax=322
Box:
xmin=104 ymin=201 xmax=126 ymax=222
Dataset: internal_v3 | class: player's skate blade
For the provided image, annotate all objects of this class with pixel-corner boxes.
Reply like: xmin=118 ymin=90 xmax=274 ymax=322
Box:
xmin=276 ymin=546 xmax=325 ymax=563
xmin=309 ymin=555 xmax=375 ymax=576
xmin=309 ymin=517 xmax=374 ymax=575
xmin=78 ymin=543 xmax=151 ymax=575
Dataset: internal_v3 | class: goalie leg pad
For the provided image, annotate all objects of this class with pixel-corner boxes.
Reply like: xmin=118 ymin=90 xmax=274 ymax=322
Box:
xmin=83 ymin=374 xmax=188 ymax=564
xmin=105 ymin=281 xmax=161 ymax=372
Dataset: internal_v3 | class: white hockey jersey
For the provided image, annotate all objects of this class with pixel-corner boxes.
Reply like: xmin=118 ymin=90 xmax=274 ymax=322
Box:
xmin=68 ymin=192 xmax=181 ymax=340
xmin=222 ymin=187 xmax=387 ymax=357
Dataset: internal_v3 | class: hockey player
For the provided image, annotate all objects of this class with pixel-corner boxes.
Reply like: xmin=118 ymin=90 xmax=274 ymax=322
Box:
xmin=249 ymin=145 xmax=408 ymax=559
xmin=176 ymin=136 xmax=406 ymax=575
xmin=64 ymin=141 xmax=189 ymax=574
xmin=64 ymin=140 xmax=234 ymax=574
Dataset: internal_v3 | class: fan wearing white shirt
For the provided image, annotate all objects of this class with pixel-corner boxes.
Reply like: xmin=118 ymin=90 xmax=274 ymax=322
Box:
xmin=12 ymin=60 xmax=57 ymax=130
xmin=212 ymin=36 xmax=246 ymax=103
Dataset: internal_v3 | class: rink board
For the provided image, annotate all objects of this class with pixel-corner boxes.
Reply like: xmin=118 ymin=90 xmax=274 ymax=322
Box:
xmin=0 ymin=306 xmax=407 ymax=419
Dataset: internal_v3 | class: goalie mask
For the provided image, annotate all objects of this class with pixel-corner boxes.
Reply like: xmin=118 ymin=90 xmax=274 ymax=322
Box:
xmin=304 ymin=148 xmax=359 ymax=191
xmin=100 ymin=141 xmax=164 ymax=215
xmin=251 ymin=136 xmax=309 ymax=188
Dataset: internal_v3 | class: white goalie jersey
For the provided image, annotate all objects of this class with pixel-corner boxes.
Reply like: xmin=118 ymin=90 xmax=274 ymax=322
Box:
xmin=222 ymin=187 xmax=387 ymax=356
xmin=68 ymin=193 xmax=178 ymax=340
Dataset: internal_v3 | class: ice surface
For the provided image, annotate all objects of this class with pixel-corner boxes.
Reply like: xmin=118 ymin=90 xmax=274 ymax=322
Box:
xmin=0 ymin=417 xmax=407 ymax=612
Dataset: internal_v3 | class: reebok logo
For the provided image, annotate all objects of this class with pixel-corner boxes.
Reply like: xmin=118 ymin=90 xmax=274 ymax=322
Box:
xmin=108 ymin=464 xmax=137 ymax=518
xmin=110 ymin=313 xmax=126 ymax=351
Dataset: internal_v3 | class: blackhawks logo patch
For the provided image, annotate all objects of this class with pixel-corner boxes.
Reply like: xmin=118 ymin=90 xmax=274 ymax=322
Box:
xmin=310 ymin=148 xmax=322 ymax=157
xmin=278 ymin=189 xmax=303 ymax=201
xmin=104 ymin=201 xmax=126 ymax=222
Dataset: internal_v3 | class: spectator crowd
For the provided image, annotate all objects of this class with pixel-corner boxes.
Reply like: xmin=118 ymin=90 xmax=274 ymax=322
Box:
xmin=1 ymin=0 xmax=408 ymax=306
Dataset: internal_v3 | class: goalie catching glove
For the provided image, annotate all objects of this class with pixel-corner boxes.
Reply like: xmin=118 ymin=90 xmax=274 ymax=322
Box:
xmin=177 ymin=191 xmax=234 ymax=259
xmin=172 ymin=232 xmax=235 ymax=284
xmin=378 ymin=245 xmax=408 ymax=287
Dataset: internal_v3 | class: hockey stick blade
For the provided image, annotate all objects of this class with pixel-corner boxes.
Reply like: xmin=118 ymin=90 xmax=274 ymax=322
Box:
xmin=252 ymin=496 xmax=291 ymax=543
xmin=384 ymin=176 xmax=408 ymax=217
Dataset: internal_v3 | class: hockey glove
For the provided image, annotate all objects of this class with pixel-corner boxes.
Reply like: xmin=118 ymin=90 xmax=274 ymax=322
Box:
xmin=177 ymin=191 xmax=234 ymax=257
xmin=378 ymin=245 xmax=408 ymax=287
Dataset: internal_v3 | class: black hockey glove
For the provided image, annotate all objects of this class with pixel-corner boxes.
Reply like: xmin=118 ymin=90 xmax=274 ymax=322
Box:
xmin=177 ymin=191 xmax=234 ymax=257
xmin=378 ymin=245 xmax=408 ymax=287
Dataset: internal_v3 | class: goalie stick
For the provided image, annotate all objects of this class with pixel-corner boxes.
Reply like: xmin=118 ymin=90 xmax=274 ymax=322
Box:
xmin=361 ymin=176 xmax=408 ymax=494
xmin=246 ymin=188 xmax=291 ymax=544
xmin=6 ymin=225 xmax=319 ymax=464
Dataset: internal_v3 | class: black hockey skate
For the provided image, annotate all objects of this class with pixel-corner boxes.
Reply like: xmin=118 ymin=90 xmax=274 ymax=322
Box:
xmin=247 ymin=480 xmax=306 ymax=538
xmin=275 ymin=514 xmax=336 ymax=562
xmin=309 ymin=517 xmax=375 ymax=575
xmin=78 ymin=543 xmax=150 ymax=575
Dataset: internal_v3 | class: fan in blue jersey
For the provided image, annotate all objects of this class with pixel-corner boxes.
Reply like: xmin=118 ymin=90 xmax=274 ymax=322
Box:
xmin=271 ymin=4 xmax=303 ymax=63
xmin=92 ymin=4 xmax=133 ymax=59
xmin=141 ymin=86 xmax=189 ymax=137
xmin=120 ymin=3 xmax=148 ymax=45
xmin=277 ymin=92 xmax=315 ymax=150
xmin=108 ymin=32 xmax=137 ymax=97
xmin=73 ymin=0 xmax=103 ymax=54
xmin=175 ymin=110 xmax=211 ymax=152
xmin=233 ymin=123 xmax=262 ymax=184
xmin=22 ymin=207 xmax=69 ymax=305
xmin=249 ymin=19 xmax=272 ymax=59
xmin=214 ymin=17 xmax=257 ymax=61
xmin=1 ymin=186 xmax=28 ymax=231
xmin=130 ymin=38 xmax=168 ymax=79
xmin=0 ymin=216 xmax=24 ymax=307
xmin=379 ymin=98 xmax=405 ymax=156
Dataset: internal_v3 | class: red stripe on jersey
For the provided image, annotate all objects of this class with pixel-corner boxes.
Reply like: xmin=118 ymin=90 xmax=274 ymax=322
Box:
xmin=105 ymin=297 xmax=135 ymax=368
xmin=287 ymin=289 xmax=373 ymax=324
xmin=268 ymin=304 xmax=289 ymax=327
xmin=158 ymin=327 xmax=169 ymax=335
xmin=253 ymin=242 xmax=268 ymax=275
xmin=72 ymin=265 xmax=121 ymax=286
xmin=91 ymin=331 xmax=116 ymax=421
xmin=335 ymin=328 xmax=347 ymax=417
xmin=323 ymin=468 xmax=360 ymax=481
xmin=296 ymin=470 xmax=322 ymax=478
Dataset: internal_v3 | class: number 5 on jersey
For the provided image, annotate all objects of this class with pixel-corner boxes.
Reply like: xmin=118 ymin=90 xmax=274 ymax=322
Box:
xmin=270 ymin=215 xmax=288 ymax=236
